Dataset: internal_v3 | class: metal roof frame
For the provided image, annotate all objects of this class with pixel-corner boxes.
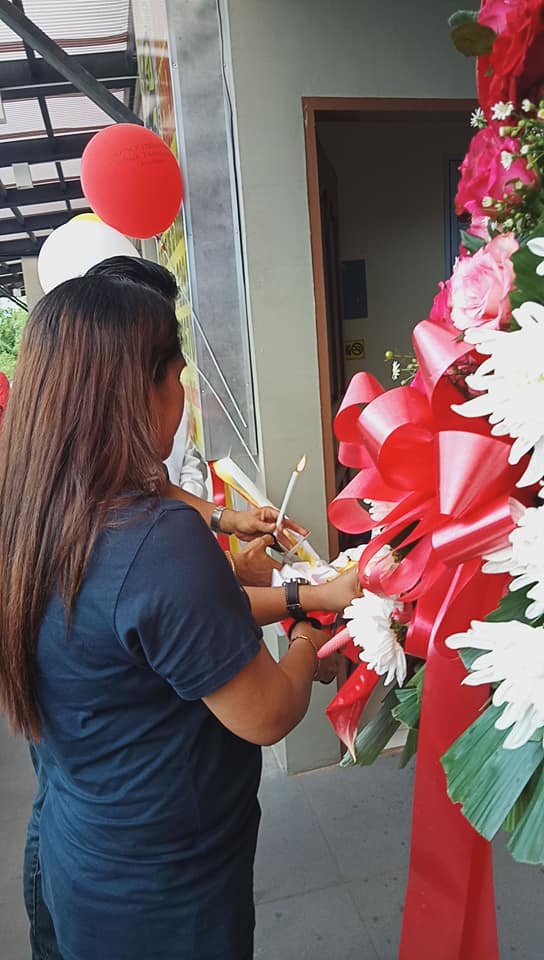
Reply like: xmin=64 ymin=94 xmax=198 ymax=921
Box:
xmin=0 ymin=0 xmax=140 ymax=296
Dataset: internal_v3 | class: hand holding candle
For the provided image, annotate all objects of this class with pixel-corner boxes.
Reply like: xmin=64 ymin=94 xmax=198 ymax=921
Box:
xmin=274 ymin=455 xmax=306 ymax=537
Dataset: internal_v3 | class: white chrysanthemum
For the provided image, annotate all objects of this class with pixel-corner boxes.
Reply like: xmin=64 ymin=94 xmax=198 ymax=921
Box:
xmin=447 ymin=620 xmax=544 ymax=749
xmin=366 ymin=499 xmax=396 ymax=523
xmin=484 ymin=504 xmax=544 ymax=619
xmin=452 ymin=302 xmax=544 ymax=487
xmin=470 ymin=107 xmax=486 ymax=128
xmin=344 ymin=593 xmax=407 ymax=687
xmin=527 ymin=237 xmax=544 ymax=277
xmin=492 ymin=101 xmax=514 ymax=120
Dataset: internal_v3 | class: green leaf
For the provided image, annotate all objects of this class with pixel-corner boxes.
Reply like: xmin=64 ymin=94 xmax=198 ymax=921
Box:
xmin=510 ymin=232 xmax=544 ymax=311
xmin=458 ymin=646 xmax=487 ymax=671
xmin=460 ymin=229 xmax=487 ymax=254
xmin=450 ymin=19 xmax=496 ymax=56
xmin=485 ymin=586 xmax=534 ymax=626
xmin=448 ymin=10 xmax=478 ymax=29
xmin=508 ymin=761 xmax=544 ymax=863
xmin=392 ymin=687 xmax=420 ymax=728
xmin=503 ymin=766 xmax=541 ymax=833
xmin=399 ymin=726 xmax=418 ymax=769
xmin=340 ymin=688 xmax=400 ymax=768
xmin=393 ymin=662 xmax=425 ymax=728
xmin=442 ymin=705 xmax=543 ymax=839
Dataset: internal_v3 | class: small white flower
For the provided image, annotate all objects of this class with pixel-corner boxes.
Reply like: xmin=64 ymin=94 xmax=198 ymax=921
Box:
xmin=522 ymin=98 xmax=534 ymax=113
xmin=344 ymin=592 xmax=407 ymax=687
xmin=521 ymin=143 xmax=530 ymax=156
xmin=452 ymin=302 xmax=544 ymax=488
xmin=482 ymin=195 xmax=494 ymax=208
xmin=483 ymin=503 xmax=544 ymax=618
xmin=527 ymin=237 xmax=544 ymax=277
xmin=391 ymin=360 xmax=401 ymax=381
xmin=500 ymin=150 xmax=514 ymax=170
xmin=447 ymin=620 xmax=544 ymax=749
xmin=470 ymin=107 xmax=486 ymax=128
xmin=331 ymin=544 xmax=364 ymax=571
xmin=366 ymin=501 xmax=396 ymax=524
xmin=492 ymin=101 xmax=514 ymax=120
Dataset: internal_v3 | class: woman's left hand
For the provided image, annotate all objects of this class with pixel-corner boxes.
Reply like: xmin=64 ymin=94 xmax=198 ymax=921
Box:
xmin=231 ymin=535 xmax=281 ymax=586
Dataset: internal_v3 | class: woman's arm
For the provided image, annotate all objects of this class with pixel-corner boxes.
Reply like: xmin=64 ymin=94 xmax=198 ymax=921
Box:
xmin=165 ymin=481 xmax=306 ymax=543
xmin=246 ymin=566 xmax=359 ymax=625
xmin=204 ymin=623 xmax=329 ymax=746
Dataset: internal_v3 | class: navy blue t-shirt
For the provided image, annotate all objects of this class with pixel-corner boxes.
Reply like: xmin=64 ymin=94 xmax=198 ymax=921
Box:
xmin=34 ymin=499 xmax=263 ymax=960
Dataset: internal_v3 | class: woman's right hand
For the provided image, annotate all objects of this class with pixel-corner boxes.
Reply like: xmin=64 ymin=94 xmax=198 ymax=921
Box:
xmin=302 ymin=565 xmax=361 ymax=616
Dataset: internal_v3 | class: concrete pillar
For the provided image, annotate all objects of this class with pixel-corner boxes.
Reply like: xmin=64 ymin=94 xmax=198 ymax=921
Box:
xmin=21 ymin=257 xmax=43 ymax=310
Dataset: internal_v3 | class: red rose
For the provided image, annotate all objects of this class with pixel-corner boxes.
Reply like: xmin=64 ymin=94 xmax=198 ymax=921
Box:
xmin=455 ymin=123 xmax=538 ymax=219
xmin=478 ymin=0 xmax=544 ymax=112
xmin=478 ymin=0 xmax=519 ymax=34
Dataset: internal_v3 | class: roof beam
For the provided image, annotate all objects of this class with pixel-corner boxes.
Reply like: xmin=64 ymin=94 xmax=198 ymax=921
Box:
xmin=0 ymin=132 xmax=94 ymax=165
xmin=0 ymin=237 xmax=44 ymax=259
xmin=0 ymin=1 xmax=142 ymax=125
xmin=0 ymin=209 xmax=89 ymax=235
xmin=0 ymin=181 xmax=84 ymax=208
xmin=0 ymin=51 xmax=137 ymax=92
xmin=1 ymin=75 xmax=135 ymax=102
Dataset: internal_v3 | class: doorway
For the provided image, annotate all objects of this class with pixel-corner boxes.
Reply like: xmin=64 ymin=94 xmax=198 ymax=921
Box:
xmin=303 ymin=97 xmax=474 ymax=557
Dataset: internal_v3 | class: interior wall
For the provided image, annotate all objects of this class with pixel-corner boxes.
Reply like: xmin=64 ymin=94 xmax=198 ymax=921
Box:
xmin=317 ymin=117 xmax=472 ymax=387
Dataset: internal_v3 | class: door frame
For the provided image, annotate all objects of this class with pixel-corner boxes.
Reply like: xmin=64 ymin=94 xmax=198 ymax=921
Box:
xmin=302 ymin=96 xmax=475 ymax=558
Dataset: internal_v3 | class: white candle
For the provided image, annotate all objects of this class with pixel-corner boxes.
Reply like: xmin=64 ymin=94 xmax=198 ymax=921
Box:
xmin=274 ymin=455 xmax=306 ymax=534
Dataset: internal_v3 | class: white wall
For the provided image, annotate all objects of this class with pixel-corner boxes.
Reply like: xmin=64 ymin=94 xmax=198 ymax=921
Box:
xmin=318 ymin=117 xmax=471 ymax=386
xmin=225 ymin=0 xmax=475 ymax=772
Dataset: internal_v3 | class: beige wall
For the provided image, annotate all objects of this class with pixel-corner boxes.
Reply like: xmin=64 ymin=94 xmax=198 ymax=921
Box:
xmin=225 ymin=0 xmax=475 ymax=771
xmin=318 ymin=117 xmax=471 ymax=387
xmin=225 ymin=0 xmax=475 ymax=561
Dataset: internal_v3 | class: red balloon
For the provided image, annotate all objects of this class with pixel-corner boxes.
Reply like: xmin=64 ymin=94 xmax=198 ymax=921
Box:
xmin=81 ymin=124 xmax=183 ymax=239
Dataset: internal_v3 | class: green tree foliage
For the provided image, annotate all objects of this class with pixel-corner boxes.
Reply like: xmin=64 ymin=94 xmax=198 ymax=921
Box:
xmin=0 ymin=304 xmax=27 ymax=380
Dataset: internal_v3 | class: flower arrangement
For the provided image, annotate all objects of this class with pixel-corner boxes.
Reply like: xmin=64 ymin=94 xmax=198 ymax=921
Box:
xmin=321 ymin=1 xmax=544 ymax=955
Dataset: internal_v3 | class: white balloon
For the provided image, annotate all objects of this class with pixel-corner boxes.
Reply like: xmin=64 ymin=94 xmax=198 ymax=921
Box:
xmin=38 ymin=218 xmax=141 ymax=294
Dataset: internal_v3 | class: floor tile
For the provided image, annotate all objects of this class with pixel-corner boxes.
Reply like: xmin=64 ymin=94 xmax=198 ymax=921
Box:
xmin=255 ymin=885 xmax=380 ymax=960
xmin=297 ymin=756 xmax=414 ymax=883
xmin=256 ymin=770 xmax=341 ymax=903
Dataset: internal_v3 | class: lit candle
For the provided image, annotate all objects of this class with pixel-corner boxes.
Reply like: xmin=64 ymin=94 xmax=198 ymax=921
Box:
xmin=274 ymin=455 xmax=306 ymax=535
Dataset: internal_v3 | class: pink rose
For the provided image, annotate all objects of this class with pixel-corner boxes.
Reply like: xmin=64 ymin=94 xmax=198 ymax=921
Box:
xmin=455 ymin=123 xmax=538 ymax=219
xmin=448 ymin=233 xmax=518 ymax=331
xmin=429 ymin=281 xmax=451 ymax=325
xmin=467 ymin=215 xmax=490 ymax=241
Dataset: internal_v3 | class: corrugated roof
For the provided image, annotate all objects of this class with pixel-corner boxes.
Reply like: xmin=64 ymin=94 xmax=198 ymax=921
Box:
xmin=0 ymin=1 xmax=131 ymax=60
xmin=0 ymin=0 xmax=137 ymax=296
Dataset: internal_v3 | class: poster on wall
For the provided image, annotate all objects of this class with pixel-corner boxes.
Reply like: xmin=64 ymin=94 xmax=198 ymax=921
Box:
xmin=131 ymin=0 xmax=205 ymax=452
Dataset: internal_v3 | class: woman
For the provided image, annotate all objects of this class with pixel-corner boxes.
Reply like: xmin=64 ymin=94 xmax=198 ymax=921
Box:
xmin=0 ymin=275 xmax=358 ymax=960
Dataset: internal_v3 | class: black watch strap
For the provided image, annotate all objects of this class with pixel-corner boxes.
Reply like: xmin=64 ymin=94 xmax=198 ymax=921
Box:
xmin=283 ymin=578 xmax=309 ymax=621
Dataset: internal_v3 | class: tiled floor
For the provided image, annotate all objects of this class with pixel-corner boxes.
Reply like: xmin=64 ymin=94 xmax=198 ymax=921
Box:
xmin=1 ymin=719 xmax=543 ymax=959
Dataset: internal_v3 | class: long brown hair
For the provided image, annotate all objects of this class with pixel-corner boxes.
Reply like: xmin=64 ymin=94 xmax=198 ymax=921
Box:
xmin=0 ymin=274 xmax=181 ymax=739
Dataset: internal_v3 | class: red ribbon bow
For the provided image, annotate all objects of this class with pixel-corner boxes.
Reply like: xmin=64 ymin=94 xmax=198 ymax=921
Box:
xmin=325 ymin=316 xmax=531 ymax=959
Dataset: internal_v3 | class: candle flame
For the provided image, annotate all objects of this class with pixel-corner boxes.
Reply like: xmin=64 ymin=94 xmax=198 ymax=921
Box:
xmin=296 ymin=455 xmax=307 ymax=473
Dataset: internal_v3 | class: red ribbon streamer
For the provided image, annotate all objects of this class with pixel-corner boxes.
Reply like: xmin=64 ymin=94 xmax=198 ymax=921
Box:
xmin=325 ymin=315 xmax=532 ymax=960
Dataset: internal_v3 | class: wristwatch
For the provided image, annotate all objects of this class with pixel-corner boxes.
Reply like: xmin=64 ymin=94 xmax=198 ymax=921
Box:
xmin=283 ymin=578 xmax=310 ymax=621
xmin=210 ymin=505 xmax=226 ymax=534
